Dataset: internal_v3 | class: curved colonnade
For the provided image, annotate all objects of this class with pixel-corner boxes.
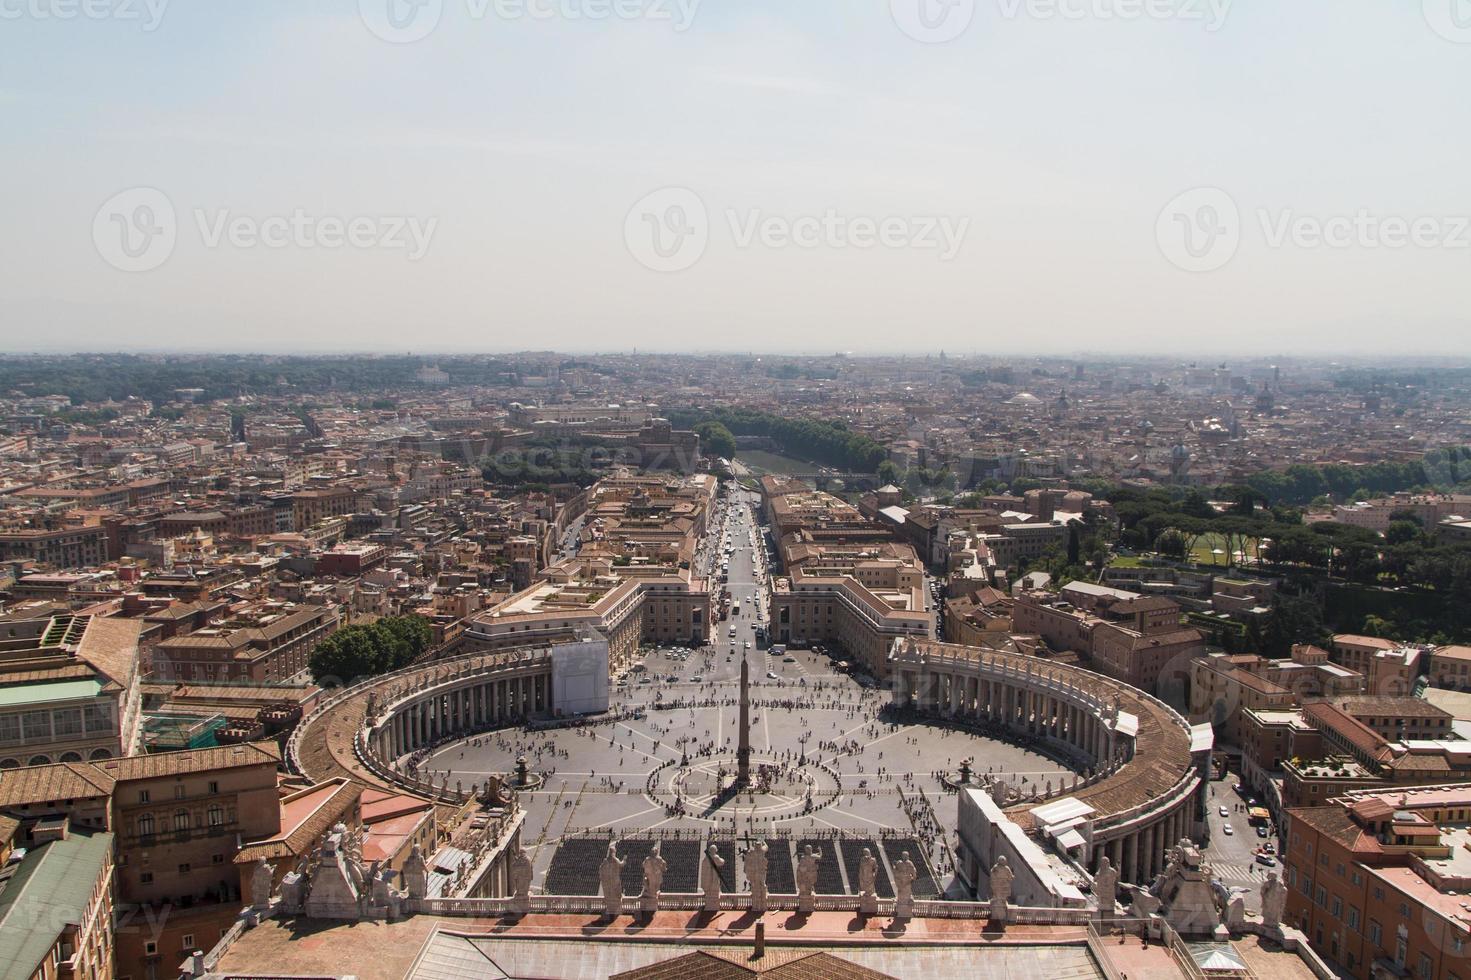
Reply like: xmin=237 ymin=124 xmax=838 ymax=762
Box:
xmin=287 ymin=646 xmax=555 ymax=803
xmin=889 ymin=639 xmax=1209 ymax=885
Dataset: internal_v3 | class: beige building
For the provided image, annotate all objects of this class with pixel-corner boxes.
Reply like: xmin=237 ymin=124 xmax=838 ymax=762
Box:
xmin=0 ymin=615 xmax=144 ymax=769
xmin=150 ymin=603 xmax=338 ymax=684
xmin=466 ymin=557 xmax=711 ymax=673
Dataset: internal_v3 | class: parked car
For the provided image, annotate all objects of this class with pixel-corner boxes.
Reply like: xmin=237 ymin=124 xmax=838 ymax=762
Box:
xmin=1255 ymin=854 xmax=1276 ymax=866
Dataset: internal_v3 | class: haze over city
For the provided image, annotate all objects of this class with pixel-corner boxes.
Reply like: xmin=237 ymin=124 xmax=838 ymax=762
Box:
xmin=4 ymin=0 xmax=1470 ymax=355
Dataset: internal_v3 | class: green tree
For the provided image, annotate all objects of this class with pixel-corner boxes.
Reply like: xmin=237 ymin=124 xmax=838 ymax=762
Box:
xmin=694 ymin=421 xmax=737 ymax=459
xmin=309 ymin=626 xmax=388 ymax=684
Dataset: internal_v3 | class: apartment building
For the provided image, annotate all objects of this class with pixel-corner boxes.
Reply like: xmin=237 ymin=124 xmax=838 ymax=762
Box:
xmin=1189 ymin=647 xmax=1364 ymax=746
xmin=1013 ymin=586 xmax=1204 ymax=694
xmin=105 ymin=743 xmax=284 ymax=978
xmin=1427 ymin=646 xmax=1471 ymax=690
xmin=0 ymin=823 xmax=115 ymax=980
xmin=1331 ymin=635 xmax=1424 ymax=697
xmin=150 ymin=603 xmax=338 ymax=683
xmin=1277 ymin=700 xmax=1471 ymax=808
xmin=1285 ymin=784 xmax=1471 ymax=980
xmin=0 ymin=525 xmax=109 ymax=569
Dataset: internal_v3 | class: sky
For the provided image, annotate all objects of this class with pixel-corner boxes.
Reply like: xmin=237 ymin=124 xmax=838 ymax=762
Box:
xmin=1 ymin=0 xmax=1468 ymax=356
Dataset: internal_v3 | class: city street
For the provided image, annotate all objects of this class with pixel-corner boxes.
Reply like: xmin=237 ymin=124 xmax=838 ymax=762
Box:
xmin=1199 ymin=776 xmax=1280 ymax=906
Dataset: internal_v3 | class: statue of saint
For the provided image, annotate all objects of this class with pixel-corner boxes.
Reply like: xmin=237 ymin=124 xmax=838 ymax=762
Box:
xmin=642 ymin=842 xmax=668 ymax=911
xmin=796 ymin=845 xmax=821 ymax=902
xmin=744 ymin=841 xmax=769 ymax=913
xmin=1260 ymin=871 xmax=1287 ymax=929
xmin=858 ymin=848 xmax=878 ymax=898
xmin=510 ymin=847 xmax=533 ymax=903
xmin=1094 ymin=855 xmax=1119 ymax=915
xmin=989 ymin=855 xmax=1015 ymax=918
xmin=892 ymin=851 xmax=918 ymax=917
xmin=700 ymin=844 xmax=726 ymax=912
xmin=250 ymin=858 xmax=274 ymax=909
xmin=600 ymin=842 xmax=625 ymax=917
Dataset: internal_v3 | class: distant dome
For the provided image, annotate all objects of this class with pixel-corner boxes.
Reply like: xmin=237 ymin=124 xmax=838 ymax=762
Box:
xmin=1007 ymin=392 xmax=1042 ymax=405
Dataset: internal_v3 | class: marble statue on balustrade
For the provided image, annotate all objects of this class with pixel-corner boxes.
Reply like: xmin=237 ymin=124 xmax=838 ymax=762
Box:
xmin=989 ymin=855 xmax=1015 ymax=923
xmin=1155 ymin=838 xmax=1224 ymax=937
xmin=1260 ymin=872 xmax=1286 ymax=931
xmin=371 ymin=863 xmax=400 ymax=919
xmin=642 ymin=842 xmax=668 ymax=913
xmin=509 ymin=847 xmax=534 ymax=915
xmin=857 ymin=848 xmax=879 ymax=916
xmin=893 ymin=851 xmax=918 ymax=920
xmin=305 ymin=826 xmax=366 ymax=920
xmin=796 ymin=845 xmax=821 ymax=913
xmin=250 ymin=858 xmax=274 ymax=910
xmin=1093 ymin=856 xmax=1119 ymax=918
xmin=600 ymin=841 xmax=625 ymax=917
xmin=745 ymin=841 xmax=769 ymax=915
xmin=403 ymin=843 xmax=428 ymax=903
xmin=700 ymin=843 xmax=726 ymax=912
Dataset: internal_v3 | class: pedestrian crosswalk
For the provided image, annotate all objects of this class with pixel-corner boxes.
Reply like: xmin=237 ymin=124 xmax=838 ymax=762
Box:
xmin=1211 ymin=860 xmax=1273 ymax=883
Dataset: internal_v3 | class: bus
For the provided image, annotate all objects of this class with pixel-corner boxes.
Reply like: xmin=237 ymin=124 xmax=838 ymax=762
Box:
xmin=731 ymin=601 xmax=741 ymax=617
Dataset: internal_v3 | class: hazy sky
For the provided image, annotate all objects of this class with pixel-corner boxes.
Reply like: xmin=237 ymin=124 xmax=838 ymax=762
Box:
xmin=2 ymin=0 xmax=1468 ymax=355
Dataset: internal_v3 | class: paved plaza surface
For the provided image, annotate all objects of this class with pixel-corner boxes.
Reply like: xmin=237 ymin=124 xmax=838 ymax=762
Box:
xmin=419 ymin=652 xmax=1070 ymax=898
xmin=413 ymin=487 xmax=1070 ymax=898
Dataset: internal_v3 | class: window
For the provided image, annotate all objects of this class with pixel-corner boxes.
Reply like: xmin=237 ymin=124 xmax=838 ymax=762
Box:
xmin=1332 ymin=897 xmax=1343 ymax=917
xmin=174 ymin=810 xmax=190 ymax=831
xmin=137 ymin=814 xmax=154 ymax=836
xmin=208 ymin=781 xmax=219 ymax=794
xmin=1401 ymin=902 xmax=1412 ymax=918
xmin=212 ymin=853 xmax=224 ymax=864
xmin=181 ymin=935 xmax=194 ymax=950
xmin=178 ymin=863 xmax=190 ymax=874
xmin=144 ymin=942 xmax=157 ymax=956
xmin=1370 ymin=921 xmax=1383 ymax=946
xmin=1349 ymin=907 xmax=1361 ymax=929
xmin=138 ymin=790 xmax=150 ymax=804
xmin=207 ymin=805 xmax=223 ymax=826
xmin=139 ymin=872 xmax=153 ymax=884
xmin=174 ymin=785 xmax=185 ymax=800
xmin=1419 ymin=953 xmax=1432 ymax=979
xmin=51 ymin=708 xmax=83 ymax=737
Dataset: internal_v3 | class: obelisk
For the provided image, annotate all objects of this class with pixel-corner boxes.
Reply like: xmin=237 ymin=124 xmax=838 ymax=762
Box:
xmin=736 ymin=654 xmax=751 ymax=786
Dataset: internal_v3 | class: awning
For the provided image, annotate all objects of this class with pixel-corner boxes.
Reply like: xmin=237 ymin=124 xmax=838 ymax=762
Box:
xmin=1056 ymin=829 xmax=1086 ymax=851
